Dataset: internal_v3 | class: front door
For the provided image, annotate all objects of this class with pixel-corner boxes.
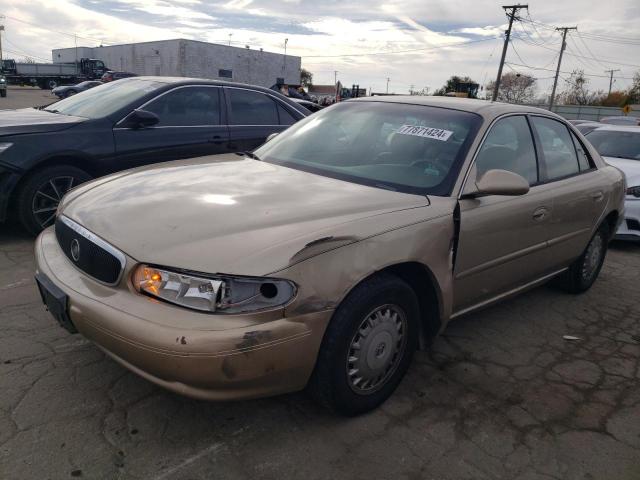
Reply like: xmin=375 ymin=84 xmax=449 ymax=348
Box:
xmin=113 ymin=85 xmax=230 ymax=169
xmin=453 ymin=115 xmax=553 ymax=313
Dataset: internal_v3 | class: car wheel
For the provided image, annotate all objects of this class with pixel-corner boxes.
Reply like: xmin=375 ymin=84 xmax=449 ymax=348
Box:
xmin=17 ymin=165 xmax=92 ymax=235
xmin=0 ymin=90 xmax=6 ymax=98
xmin=65 ymin=90 xmax=77 ymax=98
xmin=555 ymin=224 xmax=609 ymax=294
xmin=308 ymin=273 xmax=419 ymax=415
xmin=47 ymin=79 xmax=58 ymax=89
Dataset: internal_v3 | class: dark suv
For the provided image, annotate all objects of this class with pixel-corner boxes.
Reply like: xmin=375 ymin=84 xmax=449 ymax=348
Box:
xmin=0 ymin=77 xmax=309 ymax=234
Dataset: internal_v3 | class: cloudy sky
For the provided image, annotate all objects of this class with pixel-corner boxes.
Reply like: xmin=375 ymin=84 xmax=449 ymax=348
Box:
xmin=1 ymin=0 xmax=639 ymax=98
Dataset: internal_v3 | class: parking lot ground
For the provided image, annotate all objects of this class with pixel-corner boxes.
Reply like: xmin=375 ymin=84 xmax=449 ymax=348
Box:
xmin=0 ymin=86 xmax=57 ymax=110
xmin=1 ymin=226 xmax=639 ymax=480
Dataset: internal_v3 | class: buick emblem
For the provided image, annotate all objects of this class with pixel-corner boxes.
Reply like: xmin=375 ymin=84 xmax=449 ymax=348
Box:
xmin=70 ymin=239 xmax=80 ymax=262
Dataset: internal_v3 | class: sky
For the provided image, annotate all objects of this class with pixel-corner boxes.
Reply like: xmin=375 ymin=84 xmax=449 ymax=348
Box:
xmin=1 ymin=0 xmax=639 ymax=99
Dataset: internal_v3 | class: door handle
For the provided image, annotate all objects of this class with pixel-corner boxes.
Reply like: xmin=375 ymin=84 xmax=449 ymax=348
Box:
xmin=590 ymin=191 xmax=604 ymax=202
xmin=532 ymin=207 xmax=548 ymax=221
xmin=209 ymin=135 xmax=224 ymax=145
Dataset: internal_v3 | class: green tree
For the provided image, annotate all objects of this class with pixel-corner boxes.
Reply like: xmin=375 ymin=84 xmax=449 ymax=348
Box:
xmin=300 ymin=68 xmax=313 ymax=88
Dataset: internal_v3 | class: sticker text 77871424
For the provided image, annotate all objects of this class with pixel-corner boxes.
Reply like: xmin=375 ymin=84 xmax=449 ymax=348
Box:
xmin=396 ymin=125 xmax=453 ymax=142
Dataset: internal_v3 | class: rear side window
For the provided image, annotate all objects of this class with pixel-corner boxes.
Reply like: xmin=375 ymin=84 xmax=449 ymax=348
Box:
xmin=531 ymin=117 xmax=580 ymax=180
xmin=475 ymin=115 xmax=538 ymax=185
xmin=277 ymin=103 xmax=296 ymax=125
xmin=227 ymin=89 xmax=278 ymax=125
xmin=570 ymin=132 xmax=593 ymax=171
xmin=145 ymin=87 xmax=221 ymax=126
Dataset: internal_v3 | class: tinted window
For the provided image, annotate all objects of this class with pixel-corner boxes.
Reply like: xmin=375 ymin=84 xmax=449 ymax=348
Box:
xmin=475 ymin=116 xmax=538 ymax=185
xmin=571 ymin=132 xmax=592 ymax=170
xmin=254 ymin=101 xmax=482 ymax=196
xmin=277 ymin=103 xmax=296 ymax=125
xmin=586 ymin=130 xmax=640 ymax=160
xmin=228 ymin=89 xmax=278 ymax=125
xmin=145 ymin=87 xmax=220 ymax=126
xmin=531 ymin=117 xmax=580 ymax=180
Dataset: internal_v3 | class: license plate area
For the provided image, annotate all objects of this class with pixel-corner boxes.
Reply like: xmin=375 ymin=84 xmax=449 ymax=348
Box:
xmin=35 ymin=273 xmax=77 ymax=333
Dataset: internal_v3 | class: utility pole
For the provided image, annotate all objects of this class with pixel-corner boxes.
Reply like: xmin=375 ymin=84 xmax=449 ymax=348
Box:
xmin=228 ymin=33 xmax=232 ymax=46
xmin=604 ymin=69 xmax=620 ymax=96
xmin=386 ymin=77 xmax=390 ymax=94
xmin=334 ymin=70 xmax=338 ymax=86
xmin=492 ymin=4 xmax=528 ymax=101
xmin=0 ymin=25 xmax=4 ymax=63
xmin=549 ymin=26 xmax=577 ymax=109
xmin=283 ymin=38 xmax=288 ymax=74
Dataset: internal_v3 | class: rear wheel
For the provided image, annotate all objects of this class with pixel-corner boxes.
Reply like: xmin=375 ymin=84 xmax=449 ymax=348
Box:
xmin=0 ymin=89 xmax=6 ymax=98
xmin=555 ymin=224 xmax=609 ymax=293
xmin=47 ymin=79 xmax=58 ymax=89
xmin=308 ymin=273 xmax=419 ymax=415
xmin=16 ymin=165 xmax=92 ymax=235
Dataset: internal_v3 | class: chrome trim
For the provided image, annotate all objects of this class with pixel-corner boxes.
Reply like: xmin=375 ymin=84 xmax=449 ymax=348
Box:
xmin=450 ymin=267 xmax=568 ymax=319
xmin=58 ymin=215 xmax=127 ymax=285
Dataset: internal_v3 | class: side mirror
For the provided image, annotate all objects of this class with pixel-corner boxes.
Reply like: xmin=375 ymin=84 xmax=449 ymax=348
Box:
xmin=265 ymin=132 xmax=279 ymax=143
xmin=122 ymin=109 xmax=159 ymax=129
xmin=474 ymin=169 xmax=530 ymax=196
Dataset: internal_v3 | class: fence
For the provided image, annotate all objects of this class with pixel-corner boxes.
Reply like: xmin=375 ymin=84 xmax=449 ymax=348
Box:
xmin=528 ymin=104 xmax=640 ymax=122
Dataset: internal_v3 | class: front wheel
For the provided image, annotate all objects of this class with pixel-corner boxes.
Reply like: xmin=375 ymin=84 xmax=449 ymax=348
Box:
xmin=555 ymin=224 xmax=609 ymax=293
xmin=0 ymin=89 xmax=6 ymax=98
xmin=308 ymin=273 xmax=419 ymax=415
xmin=16 ymin=165 xmax=92 ymax=235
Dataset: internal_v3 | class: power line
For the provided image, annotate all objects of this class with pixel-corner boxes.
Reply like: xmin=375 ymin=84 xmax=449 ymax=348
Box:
xmin=2 ymin=14 xmax=107 ymax=45
xmin=505 ymin=61 xmax=635 ymax=79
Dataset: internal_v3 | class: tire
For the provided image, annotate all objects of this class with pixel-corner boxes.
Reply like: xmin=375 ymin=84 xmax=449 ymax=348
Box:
xmin=308 ymin=273 xmax=420 ymax=415
xmin=0 ymin=90 xmax=6 ymax=98
xmin=16 ymin=165 xmax=92 ymax=235
xmin=65 ymin=90 xmax=77 ymax=98
xmin=555 ymin=223 xmax=609 ymax=294
xmin=47 ymin=79 xmax=58 ymax=89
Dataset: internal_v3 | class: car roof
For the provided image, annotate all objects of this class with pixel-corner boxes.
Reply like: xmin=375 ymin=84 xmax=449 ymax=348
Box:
xmin=349 ymin=96 xmax=561 ymax=121
xmin=591 ymin=124 xmax=640 ymax=132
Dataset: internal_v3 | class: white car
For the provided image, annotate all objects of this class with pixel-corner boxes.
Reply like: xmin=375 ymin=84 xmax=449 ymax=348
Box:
xmin=586 ymin=125 xmax=640 ymax=241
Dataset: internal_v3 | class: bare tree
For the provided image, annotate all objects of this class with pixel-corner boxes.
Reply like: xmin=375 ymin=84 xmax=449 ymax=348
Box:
xmin=300 ymin=68 xmax=313 ymax=88
xmin=559 ymin=70 xmax=604 ymax=106
xmin=486 ymin=72 xmax=537 ymax=104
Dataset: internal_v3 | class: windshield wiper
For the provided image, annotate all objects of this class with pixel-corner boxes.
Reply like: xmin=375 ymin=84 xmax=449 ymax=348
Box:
xmin=236 ymin=151 xmax=262 ymax=161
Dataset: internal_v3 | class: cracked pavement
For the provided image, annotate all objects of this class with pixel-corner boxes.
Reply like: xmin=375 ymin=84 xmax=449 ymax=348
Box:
xmin=1 ymin=226 xmax=639 ymax=480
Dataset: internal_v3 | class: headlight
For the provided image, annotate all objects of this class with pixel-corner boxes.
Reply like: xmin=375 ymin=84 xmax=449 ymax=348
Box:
xmin=133 ymin=265 xmax=296 ymax=313
xmin=0 ymin=143 xmax=13 ymax=155
xmin=627 ymin=186 xmax=640 ymax=198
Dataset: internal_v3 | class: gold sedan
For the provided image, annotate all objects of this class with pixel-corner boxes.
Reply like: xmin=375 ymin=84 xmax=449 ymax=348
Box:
xmin=35 ymin=97 xmax=625 ymax=415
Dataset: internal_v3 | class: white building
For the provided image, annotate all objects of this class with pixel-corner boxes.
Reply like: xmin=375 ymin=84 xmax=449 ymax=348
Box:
xmin=52 ymin=39 xmax=301 ymax=87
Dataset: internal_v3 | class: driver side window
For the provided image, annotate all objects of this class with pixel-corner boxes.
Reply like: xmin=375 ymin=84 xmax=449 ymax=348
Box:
xmin=475 ymin=116 xmax=538 ymax=185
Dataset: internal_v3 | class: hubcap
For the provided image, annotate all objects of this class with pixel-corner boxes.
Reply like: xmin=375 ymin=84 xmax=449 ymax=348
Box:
xmin=582 ymin=233 xmax=603 ymax=281
xmin=346 ymin=304 xmax=407 ymax=395
xmin=32 ymin=176 xmax=76 ymax=229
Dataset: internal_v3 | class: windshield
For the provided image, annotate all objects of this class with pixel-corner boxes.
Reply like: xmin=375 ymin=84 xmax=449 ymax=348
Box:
xmin=586 ymin=130 xmax=640 ymax=160
xmin=255 ymin=101 xmax=482 ymax=196
xmin=44 ymin=78 xmax=165 ymax=119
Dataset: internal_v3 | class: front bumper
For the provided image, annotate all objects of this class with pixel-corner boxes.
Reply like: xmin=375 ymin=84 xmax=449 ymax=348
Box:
xmin=35 ymin=228 xmax=332 ymax=401
xmin=615 ymin=199 xmax=640 ymax=241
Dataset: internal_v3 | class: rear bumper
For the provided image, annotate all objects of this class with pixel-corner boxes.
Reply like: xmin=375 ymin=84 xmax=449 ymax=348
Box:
xmin=615 ymin=199 xmax=640 ymax=241
xmin=35 ymin=228 xmax=332 ymax=401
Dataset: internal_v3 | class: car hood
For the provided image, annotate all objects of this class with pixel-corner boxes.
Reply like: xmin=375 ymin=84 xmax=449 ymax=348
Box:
xmin=604 ymin=157 xmax=640 ymax=186
xmin=61 ymin=155 xmax=437 ymax=276
xmin=0 ymin=108 xmax=86 ymax=136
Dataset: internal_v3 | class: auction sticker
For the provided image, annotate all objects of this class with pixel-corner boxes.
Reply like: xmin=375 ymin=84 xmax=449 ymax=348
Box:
xmin=396 ymin=125 xmax=453 ymax=142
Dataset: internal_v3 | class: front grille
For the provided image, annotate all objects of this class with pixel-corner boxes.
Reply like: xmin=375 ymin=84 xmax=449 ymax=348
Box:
xmin=627 ymin=219 xmax=640 ymax=232
xmin=55 ymin=216 xmax=125 ymax=284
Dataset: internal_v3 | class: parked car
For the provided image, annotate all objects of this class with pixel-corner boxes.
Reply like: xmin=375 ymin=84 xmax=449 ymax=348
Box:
xmin=599 ymin=116 xmax=640 ymax=126
xmin=101 ymin=71 xmax=137 ymax=82
xmin=34 ymin=97 xmax=624 ymax=415
xmin=0 ymin=77 xmax=308 ymax=234
xmin=0 ymin=75 xmax=6 ymax=97
xmin=292 ymin=98 xmax=324 ymax=113
xmin=51 ymin=80 xmax=103 ymax=99
xmin=568 ymin=119 xmax=596 ymax=125
xmin=575 ymin=122 xmax=603 ymax=136
xmin=585 ymin=125 xmax=640 ymax=241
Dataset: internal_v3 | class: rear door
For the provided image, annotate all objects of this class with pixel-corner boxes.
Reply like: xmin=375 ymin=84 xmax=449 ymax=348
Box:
xmin=529 ymin=116 xmax=604 ymax=268
xmin=453 ymin=115 xmax=554 ymax=313
xmin=113 ymin=85 xmax=230 ymax=168
xmin=224 ymin=87 xmax=297 ymax=152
